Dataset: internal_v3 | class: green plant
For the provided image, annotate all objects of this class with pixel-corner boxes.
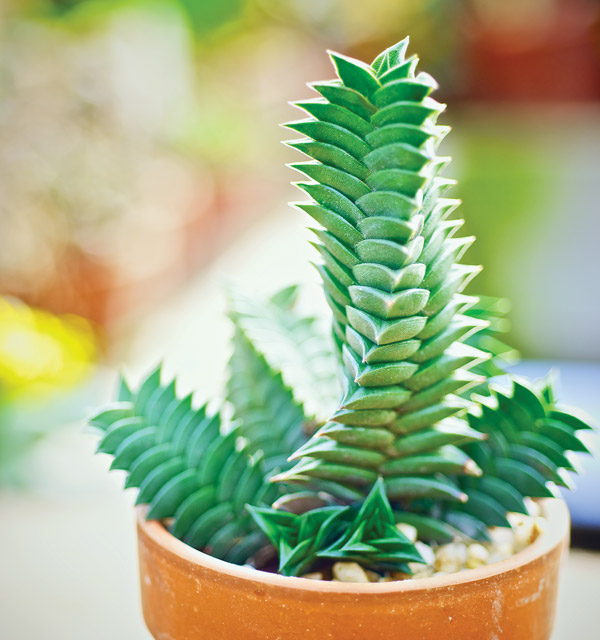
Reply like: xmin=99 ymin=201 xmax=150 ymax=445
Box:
xmin=90 ymin=367 xmax=280 ymax=563
xmin=226 ymin=285 xmax=339 ymax=421
xmin=90 ymin=37 xmax=593 ymax=578
xmin=248 ymin=478 xmax=424 ymax=576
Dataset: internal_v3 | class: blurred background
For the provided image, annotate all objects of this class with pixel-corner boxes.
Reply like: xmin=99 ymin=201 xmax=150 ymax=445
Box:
xmin=0 ymin=0 xmax=599 ymax=638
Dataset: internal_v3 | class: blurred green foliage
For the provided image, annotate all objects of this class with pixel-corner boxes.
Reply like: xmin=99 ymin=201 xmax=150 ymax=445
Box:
xmin=9 ymin=0 xmax=461 ymax=74
xmin=16 ymin=0 xmax=248 ymax=38
xmin=453 ymin=128 xmax=549 ymax=352
xmin=177 ymin=0 xmax=245 ymax=36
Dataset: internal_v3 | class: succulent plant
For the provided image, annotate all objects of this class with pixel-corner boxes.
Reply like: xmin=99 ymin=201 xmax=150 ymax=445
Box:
xmin=445 ymin=378 xmax=592 ymax=536
xmin=89 ymin=367 xmax=281 ymax=564
xmin=227 ymin=285 xmax=339 ymax=421
xmin=249 ymin=478 xmax=424 ymax=576
xmin=227 ymin=319 xmax=308 ymax=473
xmin=91 ymin=37 xmax=593 ymax=578
xmin=276 ymin=39 xmax=491 ymax=502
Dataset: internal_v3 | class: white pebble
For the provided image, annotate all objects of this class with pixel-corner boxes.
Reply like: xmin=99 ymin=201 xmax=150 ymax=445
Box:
xmin=513 ymin=517 xmax=537 ymax=552
xmin=415 ymin=541 xmax=435 ymax=566
xmin=489 ymin=526 xmax=515 ymax=547
xmin=507 ymin=511 xmax=528 ymax=528
xmin=411 ymin=567 xmax=434 ymax=580
xmin=396 ymin=522 xmax=418 ymax=543
xmin=301 ymin=572 xmax=324 ymax=580
xmin=332 ymin=562 xmax=370 ymax=583
xmin=533 ymin=516 xmax=545 ymax=537
xmin=466 ymin=543 xmax=489 ymax=568
xmin=434 ymin=543 xmax=467 ymax=573
xmin=487 ymin=542 xmax=514 ymax=564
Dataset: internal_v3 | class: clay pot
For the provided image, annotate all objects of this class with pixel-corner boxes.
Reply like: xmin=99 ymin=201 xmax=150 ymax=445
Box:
xmin=137 ymin=499 xmax=569 ymax=640
xmin=461 ymin=0 xmax=600 ymax=102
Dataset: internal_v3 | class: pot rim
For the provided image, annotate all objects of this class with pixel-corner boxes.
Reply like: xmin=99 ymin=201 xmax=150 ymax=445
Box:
xmin=136 ymin=497 xmax=569 ymax=594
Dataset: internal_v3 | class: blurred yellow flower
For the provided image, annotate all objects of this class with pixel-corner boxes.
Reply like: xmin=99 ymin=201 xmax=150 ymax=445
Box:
xmin=0 ymin=298 xmax=97 ymax=398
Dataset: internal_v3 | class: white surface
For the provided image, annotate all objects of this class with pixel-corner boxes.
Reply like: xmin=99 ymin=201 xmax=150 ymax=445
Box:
xmin=111 ymin=208 xmax=323 ymax=401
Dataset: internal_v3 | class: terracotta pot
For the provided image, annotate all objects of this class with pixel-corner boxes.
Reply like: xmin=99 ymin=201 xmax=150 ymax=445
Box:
xmin=461 ymin=0 xmax=600 ymax=102
xmin=137 ymin=499 xmax=569 ymax=640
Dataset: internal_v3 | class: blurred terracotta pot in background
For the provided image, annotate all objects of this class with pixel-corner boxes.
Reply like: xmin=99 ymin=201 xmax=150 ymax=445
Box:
xmin=137 ymin=499 xmax=569 ymax=640
xmin=462 ymin=0 xmax=600 ymax=102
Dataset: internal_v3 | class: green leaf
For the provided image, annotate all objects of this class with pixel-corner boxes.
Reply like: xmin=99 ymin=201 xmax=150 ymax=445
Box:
xmin=371 ymin=38 xmax=411 ymax=77
xmin=248 ymin=503 xmax=349 ymax=577
xmin=319 ymin=478 xmax=425 ymax=569
xmin=91 ymin=367 xmax=279 ymax=565
xmin=227 ymin=286 xmax=340 ymax=421
xmin=249 ymin=479 xmax=424 ymax=576
xmin=329 ymin=52 xmax=381 ymax=99
xmin=446 ymin=377 xmax=591 ymax=531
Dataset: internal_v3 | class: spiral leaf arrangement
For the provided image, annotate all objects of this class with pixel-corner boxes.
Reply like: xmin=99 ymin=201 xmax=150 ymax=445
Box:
xmin=226 ymin=285 xmax=339 ymax=421
xmin=276 ymin=39 xmax=492 ymax=505
xmin=444 ymin=378 xmax=593 ymax=538
xmin=227 ymin=323 xmax=308 ymax=473
xmin=91 ymin=38 xmax=593 ymax=577
xmin=386 ymin=375 xmax=593 ymax=543
xmin=90 ymin=366 xmax=279 ymax=564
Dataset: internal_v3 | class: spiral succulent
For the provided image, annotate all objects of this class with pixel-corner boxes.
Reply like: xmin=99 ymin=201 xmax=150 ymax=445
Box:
xmin=90 ymin=38 xmax=593 ymax=577
xmin=227 ymin=317 xmax=309 ymax=473
xmin=275 ymin=39 xmax=491 ymax=504
xmin=444 ymin=377 xmax=593 ymax=538
xmin=90 ymin=366 xmax=279 ymax=564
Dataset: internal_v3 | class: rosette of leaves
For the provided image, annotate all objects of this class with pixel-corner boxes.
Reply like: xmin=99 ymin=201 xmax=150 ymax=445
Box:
xmin=90 ymin=366 xmax=280 ymax=564
xmin=276 ymin=38 xmax=491 ymax=502
xmin=248 ymin=478 xmax=424 ymax=576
